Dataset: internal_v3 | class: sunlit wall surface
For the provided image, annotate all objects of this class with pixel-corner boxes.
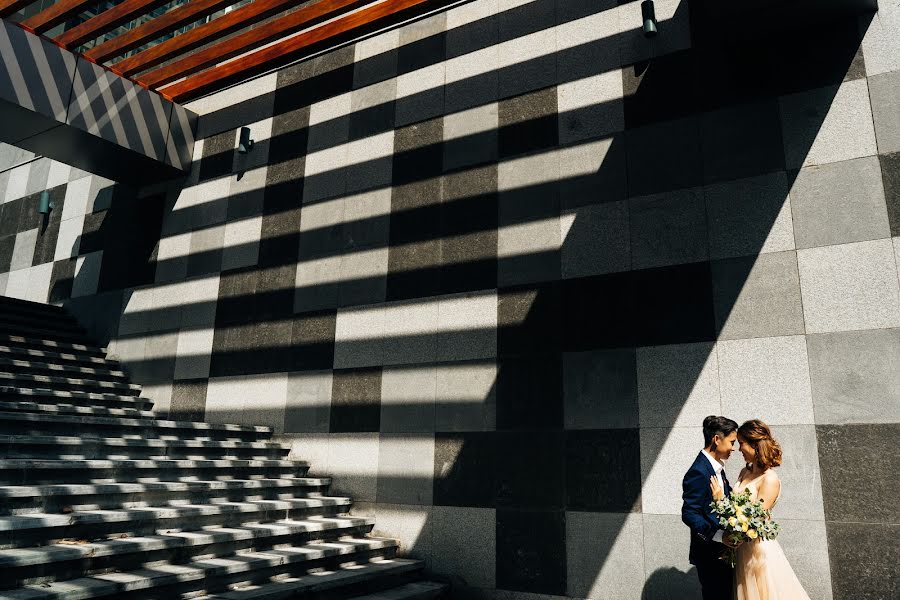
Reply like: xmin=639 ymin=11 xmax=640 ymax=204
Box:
xmin=1 ymin=0 xmax=899 ymax=598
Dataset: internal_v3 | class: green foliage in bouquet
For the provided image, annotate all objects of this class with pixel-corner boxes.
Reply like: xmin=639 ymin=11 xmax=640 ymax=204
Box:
xmin=709 ymin=490 xmax=781 ymax=567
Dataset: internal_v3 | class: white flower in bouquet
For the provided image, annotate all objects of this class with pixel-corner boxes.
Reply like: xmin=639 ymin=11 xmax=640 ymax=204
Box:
xmin=709 ymin=489 xmax=781 ymax=567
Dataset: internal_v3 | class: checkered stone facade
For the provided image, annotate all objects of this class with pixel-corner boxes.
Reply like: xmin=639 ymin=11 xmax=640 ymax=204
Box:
xmin=1 ymin=0 xmax=899 ymax=598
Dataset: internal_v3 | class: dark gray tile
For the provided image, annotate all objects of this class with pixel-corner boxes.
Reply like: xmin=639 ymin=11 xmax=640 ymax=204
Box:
xmin=496 ymin=430 xmax=565 ymax=509
xmin=700 ymin=99 xmax=785 ymax=183
xmin=498 ymin=88 xmax=559 ymax=159
xmin=827 ymin=521 xmax=900 ymax=600
xmin=559 ymin=135 xmax=627 ymax=210
xmin=330 ymin=367 xmax=382 ymax=433
xmin=291 ymin=310 xmax=336 ymax=371
xmin=433 ymin=432 xmax=497 ymax=508
xmin=817 ymin=423 xmax=899 ymax=524
xmin=49 ymin=258 xmax=76 ymax=303
xmin=498 ymin=283 xmax=562 ymax=358
xmin=626 ymin=116 xmax=702 ymax=197
xmin=170 ymin=378 xmax=207 ymax=421
xmin=0 ymin=235 xmax=15 ymax=273
xmin=563 ymin=349 xmax=638 ymax=429
xmin=880 ymin=152 xmax=900 ymax=238
xmin=496 ymin=508 xmax=566 ymax=595
xmin=497 ymin=355 xmax=563 ymax=431
xmin=566 ymin=429 xmax=641 ymax=512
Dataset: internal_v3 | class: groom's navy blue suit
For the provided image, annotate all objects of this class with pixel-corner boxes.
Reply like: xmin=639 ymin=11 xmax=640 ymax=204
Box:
xmin=682 ymin=451 xmax=734 ymax=600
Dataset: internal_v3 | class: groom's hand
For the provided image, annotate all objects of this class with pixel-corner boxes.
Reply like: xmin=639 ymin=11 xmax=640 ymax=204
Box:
xmin=723 ymin=536 xmax=743 ymax=548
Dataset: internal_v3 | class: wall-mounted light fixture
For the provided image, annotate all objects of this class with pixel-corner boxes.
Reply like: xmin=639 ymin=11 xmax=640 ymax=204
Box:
xmin=641 ymin=0 xmax=658 ymax=38
xmin=237 ymin=126 xmax=254 ymax=154
xmin=37 ymin=190 xmax=54 ymax=215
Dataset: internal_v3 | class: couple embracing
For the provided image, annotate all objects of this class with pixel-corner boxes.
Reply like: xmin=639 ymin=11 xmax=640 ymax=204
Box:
xmin=682 ymin=416 xmax=811 ymax=600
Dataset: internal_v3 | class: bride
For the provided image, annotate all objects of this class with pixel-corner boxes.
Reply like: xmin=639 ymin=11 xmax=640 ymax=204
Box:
xmin=710 ymin=419 xmax=812 ymax=600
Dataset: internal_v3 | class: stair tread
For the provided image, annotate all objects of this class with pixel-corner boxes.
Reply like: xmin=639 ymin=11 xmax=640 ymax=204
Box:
xmin=0 ymin=435 xmax=290 ymax=450
xmin=0 ymin=401 xmax=153 ymax=419
xmin=0 ymin=335 xmax=105 ymax=355
xmin=0 ymin=497 xmax=352 ymax=531
xmin=0 ymin=478 xmax=331 ymax=499
xmin=0 ymin=408 xmax=272 ymax=434
xmin=0 ymin=516 xmax=374 ymax=567
xmin=0 ymin=358 xmax=127 ymax=378
xmin=0 ymin=346 xmax=119 ymax=368
xmin=0 ymin=458 xmax=305 ymax=469
xmin=0 ymin=373 xmax=140 ymax=391
xmin=347 ymin=581 xmax=448 ymax=600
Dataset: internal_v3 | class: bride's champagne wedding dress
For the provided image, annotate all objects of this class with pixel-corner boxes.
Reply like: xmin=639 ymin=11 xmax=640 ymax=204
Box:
xmin=733 ymin=471 xmax=812 ymax=600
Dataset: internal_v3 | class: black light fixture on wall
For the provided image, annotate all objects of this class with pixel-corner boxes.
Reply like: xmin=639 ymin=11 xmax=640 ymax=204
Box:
xmin=37 ymin=190 xmax=54 ymax=215
xmin=641 ymin=0 xmax=658 ymax=37
xmin=237 ymin=126 xmax=255 ymax=154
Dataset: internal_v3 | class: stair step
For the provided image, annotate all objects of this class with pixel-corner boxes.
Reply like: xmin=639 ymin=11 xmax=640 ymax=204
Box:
xmin=0 ymin=304 xmax=77 ymax=331
xmin=0 ymin=336 xmax=106 ymax=359
xmin=0 ymin=345 xmax=122 ymax=371
xmin=0 ymin=388 xmax=153 ymax=411
xmin=347 ymin=581 xmax=448 ymax=600
xmin=0 ymin=410 xmax=272 ymax=440
xmin=0 ymin=324 xmax=91 ymax=346
xmin=205 ymin=557 xmax=421 ymax=600
xmin=0 ymin=478 xmax=332 ymax=514
xmin=1 ymin=537 xmax=404 ymax=599
xmin=0 ymin=400 xmax=154 ymax=420
xmin=0 ymin=314 xmax=84 ymax=336
xmin=0 ymin=358 xmax=128 ymax=382
xmin=0 ymin=297 xmax=68 ymax=316
xmin=0 ymin=516 xmax=372 ymax=573
xmin=0 ymin=435 xmax=290 ymax=461
xmin=0 ymin=373 xmax=141 ymax=396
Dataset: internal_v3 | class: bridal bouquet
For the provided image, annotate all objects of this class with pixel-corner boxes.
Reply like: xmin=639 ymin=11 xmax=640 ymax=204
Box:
xmin=709 ymin=490 xmax=781 ymax=567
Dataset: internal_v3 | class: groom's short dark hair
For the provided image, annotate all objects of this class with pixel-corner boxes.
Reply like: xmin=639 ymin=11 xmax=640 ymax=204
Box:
xmin=703 ymin=415 xmax=738 ymax=446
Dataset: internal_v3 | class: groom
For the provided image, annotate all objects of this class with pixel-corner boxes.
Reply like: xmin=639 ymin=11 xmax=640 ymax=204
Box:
xmin=682 ymin=415 xmax=740 ymax=600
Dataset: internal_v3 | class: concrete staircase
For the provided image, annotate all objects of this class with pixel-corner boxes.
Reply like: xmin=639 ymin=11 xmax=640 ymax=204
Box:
xmin=0 ymin=296 xmax=446 ymax=600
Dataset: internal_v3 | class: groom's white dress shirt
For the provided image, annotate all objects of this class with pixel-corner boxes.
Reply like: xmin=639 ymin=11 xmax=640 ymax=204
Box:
xmin=702 ymin=449 xmax=726 ymax=543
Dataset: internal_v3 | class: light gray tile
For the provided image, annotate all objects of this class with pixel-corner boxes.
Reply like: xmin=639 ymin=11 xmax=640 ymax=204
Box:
xmin=207 ymin=373 xmax=287 ymax=433
xmin=790 ymin=156 xmax=890 ymax=249
xmin=797 ymin=239 xmax=900 ymax=333
xmin=25 ymin=262 xmax=52 ymax=303
xmin=327 ymin=433 xmax=379 ymax=502
xmin=283 ymin=433 xmax=330 ymax=475
xmin=61 ymin=177 xmax=92 ymax=220
xmin=776 ymin=518 xmax=833 ymax=600
xmin=443 ymin=103 xmax=498 ymax=171
xmin=630 ymin=187 xmax=708 ymax=269
xmin=72 ymin=251 xmax=102 ymax=298
xmin=564 ymin=349 xmax=638 ymax=430
xmin=432 ymin=506 xmax=496 ymax=588
xmin=10 ymin=228 xmax=37 ymax=271
xmin=285 ymin=370 xmax=333 ymax=433
xmin=376 ymin=433 xmax=434 ymax=505
xmin=380 ymin=297 xmax=438 ymax=366
xmin=4 ymin=165 xmax=29 ymax=203
xmin=437 ymin=291 xmax=497 ymax=361
xmin=860 ymin=0 xmax=900 ymax=77
xmin=338 ymin=246 xmax=388 ymax=308
xmin=222 ymin=215 xmax=261 ymax=271
xmin=641 ymin=513 xmax=702 ymax=599
xmin=371 ymin=503 xmax=433 ymax=561
xmin=641 ymin=426 xmax=712 ymax=516
xmin=334 ymin=304 xmax=385 ymax=369
xmin=567 ymin=512 xmax=644 ymax=600
xmin=717 ymin=335 xmax=815 ymax=426
xmin=173 ymin=327 xmax=214 ymax=380
xmin=0 ymin=272 xmax=7 ymax=296
xmin=380 ymin=365 xmax=437 ymax=433
xmin=705 ymin=172 xmax=795 ymax=260
xmin=54 ymin=215 xmax=83 ymax=261
xmin=24 ymin=159 xmax=50 ymax=198
xmin=779 ymin=80 xmax=878 ymax=169
xmin=869 ymin=70 xmax=900 ymax=154
xmin=637 ymin=342 xmax=721 ymax=429
xmin=807 ymin=328 xmax=900 ymax=425
xmin=619 ymin=0 xmax=691 ymax=65
xmin=712 ymin=251 xmax=805 ymax=340
xmin=560 ymin=201 xmax=630 ymax=278
xmin=557 ymin=70 xmax=624 ymax=144
xmin=434 ymin=360 xmax=497 ymax=431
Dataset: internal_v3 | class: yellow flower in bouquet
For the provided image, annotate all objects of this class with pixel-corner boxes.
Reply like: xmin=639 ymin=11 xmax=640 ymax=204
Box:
xmin=709 ymin=489 xmax=782 ymax=567
xmin=747 ymin=529 xmax=758 ymax=539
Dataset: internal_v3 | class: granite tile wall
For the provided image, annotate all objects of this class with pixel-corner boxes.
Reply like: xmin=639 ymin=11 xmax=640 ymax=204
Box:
xmin=1 ymin=0 xmax=899 ymax=598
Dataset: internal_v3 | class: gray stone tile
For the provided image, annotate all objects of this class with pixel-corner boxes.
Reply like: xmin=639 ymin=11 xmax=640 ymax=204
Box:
xmin=558 ymin=136 xmax=627 ymax=210
xmin=437 ymin=291 xmax=497 ymax=361
xmin=376 ymin=433 xmax=434 ymax=505
xmin=790 ymin=156 xmax=890 ymax=249
xmin=640 ymin=426 xmax=707 ymax=516
xmin=869 ymin=70 xmax=900 ymax=154
xmin=718 ymin=336 xmax=815 ymax=426
xmin=173 ymin=327 xmax=214 ymax=380
xmin=705 ymin=172 xmax=795 ymax=260
xmin=560 ymin=201 xmax=630 ymax=278
xmin=381 ymin=297 xmax=439 ymax=366
xmin=641 ymin=513 xmax=702 ymax=599
xmin=71 ymin=250 xmax=102 ymax=298
xmin=380 ymin=365 xmax=437 ymax=433
xmin=827 ymin=520 xmax=899 ymax=600
xmin=327 ymin=433 xmax=379 ymax=502
xmin=434 ymin=360 xmax=497 ymax=431
xmin=334 ymin=305 xmax=385 ymax=369
xmin=443 ymin=104 xmax=499 ymax=171
xmin=371 ymin=503 xmax=433 ymax=561
xmin=779 ymin=80 xmax=878 ymax=169
xmin=772 ymin=519 xmax=833 ymax=600
xmin=563 ymin=349 xmax=638 ymax=430
xmin=9 ymin=228 xmax=37 ymax=271
xmin=557 ymin=70 xmax=624 ymax=144
xmin=629 ymin=187 xmax=708 ymax=269
xmin=637 ymin=342 xmax=720 ymax=429
xmin=797 ymin=239 xmax=900 ymax=333
xmin=860 ymin=0 xmax=900 ymax=77
xmin=0 ymin=272 xmax=6 ymax=296
xmin=712 ymin=251 xmax=805 ymax=340
xmin=285 ymin=370 xmax=333 ymax=433
xmin=431 ymin=506 xmax=496 ymax=588
xmin=169 ymin=378 xmax=207 ymax=421
xmin=884 ymin=153 xmax=900 ymax=237
xmin=807 ymin=328 xmax=900 ymax=425
xmin=567 ymin=512 xmax=644 ymax=600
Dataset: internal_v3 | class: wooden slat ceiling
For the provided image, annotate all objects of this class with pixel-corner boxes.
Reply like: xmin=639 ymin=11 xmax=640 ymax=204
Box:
xmin=3 ymin=0 xmax=443 ymax=102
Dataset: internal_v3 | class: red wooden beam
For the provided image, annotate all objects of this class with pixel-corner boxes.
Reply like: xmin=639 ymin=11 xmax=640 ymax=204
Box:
xmin=21 ymin=0 xmax=97 ymax=33
xmin=111 ymin=0 xmax=358 ymax=77
xmin=83 ymin=0 xmax=236 ymax=62
xmin=54 ymin=0 xmax=172 ymax=49
xmin=162 ymin=0 xmax=434 ymax=102
xmin=134 ymin=0 xmax=365 ymax=88
xmin=0 ymin=0 xmax=38 ymax=19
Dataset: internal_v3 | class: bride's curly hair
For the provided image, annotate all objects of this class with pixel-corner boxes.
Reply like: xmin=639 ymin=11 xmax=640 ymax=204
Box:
xmin=738 ymin=419 xmax=783 ymax=470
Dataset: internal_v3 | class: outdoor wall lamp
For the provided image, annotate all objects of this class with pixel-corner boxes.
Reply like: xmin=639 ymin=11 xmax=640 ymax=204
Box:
xmin=237 ymin=126 xmax=255 ymax=154
xmin=37 ymin=190 xmax=54 ymax=215
xmin=641 ymin=0 xmax=658 ymax=38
